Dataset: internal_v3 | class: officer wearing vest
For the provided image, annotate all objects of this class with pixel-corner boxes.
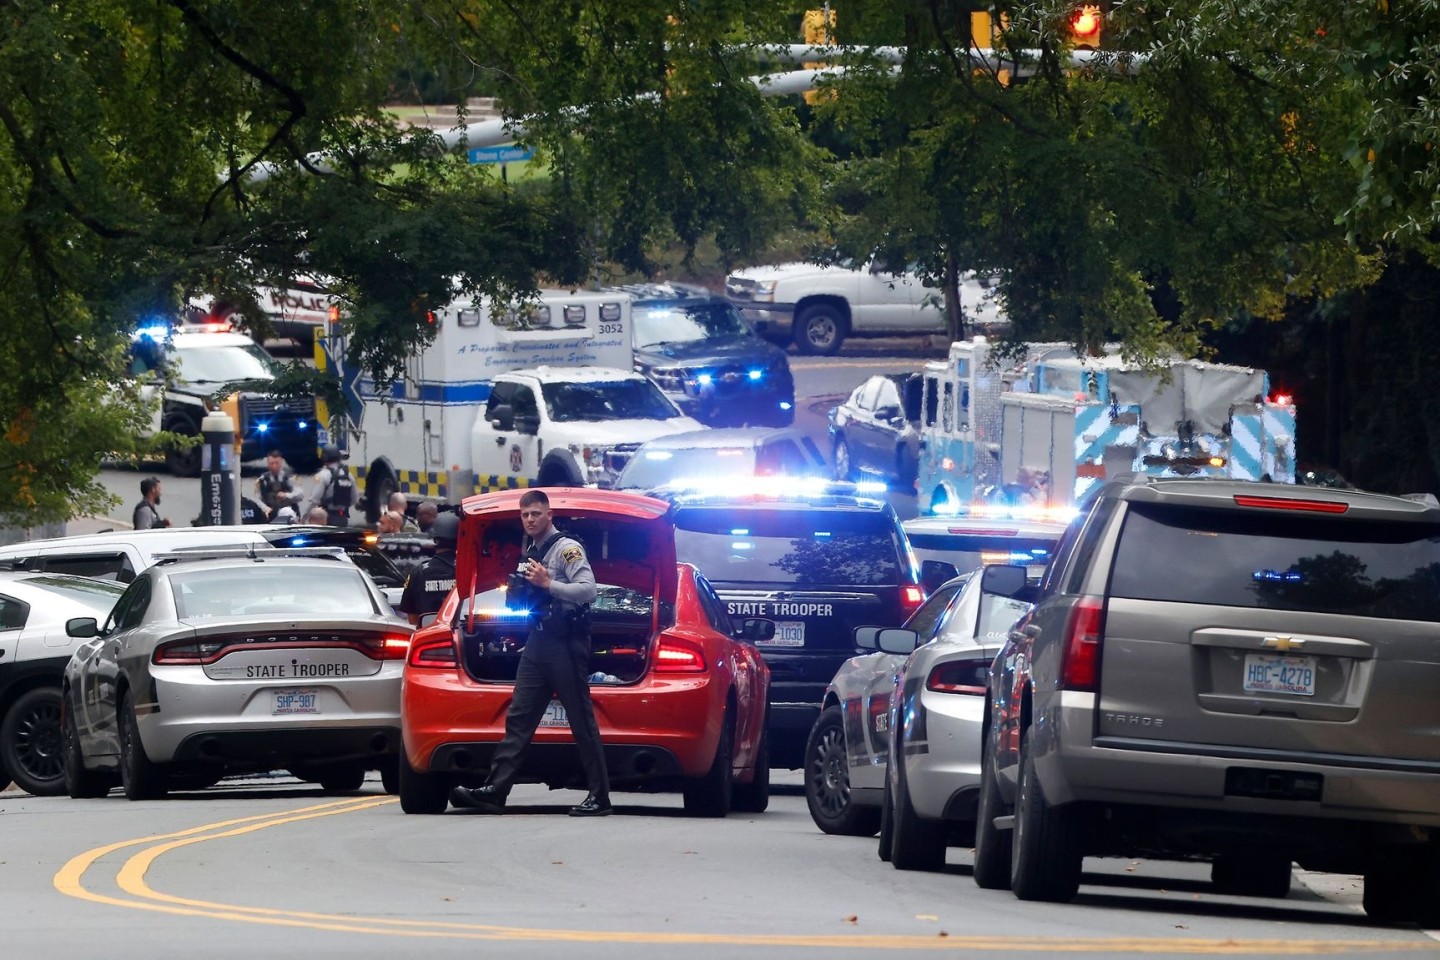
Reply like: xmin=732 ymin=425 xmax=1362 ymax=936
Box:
xmin=302 ymin=445 xmax=356 ymax=526
xmin=255 ymin=449 xmax=302 ymax=517
xmin=398 ymin=511 xmax=459 ymax=626
xmin=450 ymin=489 xmax=612 ymax=817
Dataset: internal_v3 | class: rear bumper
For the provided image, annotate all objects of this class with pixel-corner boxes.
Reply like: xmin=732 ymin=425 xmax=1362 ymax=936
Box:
xmin=403 ymin=669 xmax=723 ymax=781
xmin=1039 ymin=691 xmax=1440 ymax=828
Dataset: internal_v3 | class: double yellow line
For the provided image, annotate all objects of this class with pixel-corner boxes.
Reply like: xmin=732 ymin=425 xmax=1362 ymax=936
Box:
xmin=52 ymin=798 xmax=1435 ymax=952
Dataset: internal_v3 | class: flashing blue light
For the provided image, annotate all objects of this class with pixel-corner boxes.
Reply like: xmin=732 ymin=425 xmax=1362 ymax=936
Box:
xmin=644 ymin=450 xmax=675 ymax=461
xmin=779 ymin=401 xmax=793 ymax=411
xmin=297 ymin=420 xmax=309 ymax=430
xmin=697 ymin=373 xmax=714 ymax=386
xmin=133 ymin=324 xmax=171 ymax=342
xmin=1253 ymin=569 xmax=1303 ymax=583
xmin=730 ymin=528 xmax=750 ymax=535
xmin=731 ymin=541 xmax=755 ymax=550
xmin=747 ymin=369 xmax=763 ymax=381
xmin=290 ymin=536 xmax=309 ymax=546
xmin=255 ymin=421 xmax=270 ymax=434
xmin=1029 ymin=548 xmax=1051 ymax=557
xmin=814 ymin=531 xmax=832 ymax=538
xmin=474 ymin=606 xmax=536 ymax=620
xmin=853 ymin=481 xmax=888 ymax=495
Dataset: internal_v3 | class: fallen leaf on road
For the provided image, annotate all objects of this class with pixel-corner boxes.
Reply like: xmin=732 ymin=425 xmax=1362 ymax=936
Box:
xmin=915 ymin=914 xmax=938 ymax=921
xmin=844 ymin=915 xmax=858 ymax=924
xmin=938 ymin=931 xmax=950 ymax=938
xmin=552 ymin=861 xmax=564 ymax=865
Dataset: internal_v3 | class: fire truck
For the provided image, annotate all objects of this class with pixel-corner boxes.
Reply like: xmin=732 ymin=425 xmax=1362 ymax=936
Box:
xmin=915 ymin=337 xmax=1298 ymax=515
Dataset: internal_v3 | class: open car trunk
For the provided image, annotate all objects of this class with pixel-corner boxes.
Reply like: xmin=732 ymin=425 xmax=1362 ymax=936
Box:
xmin=459 ymin=584 xmax=660 ymax=684
xmin=453 ymin=490 xmax=678 ymax=685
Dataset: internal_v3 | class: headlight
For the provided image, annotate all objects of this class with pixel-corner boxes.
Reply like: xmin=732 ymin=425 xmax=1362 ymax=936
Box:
xmin=650 ymin=368 xmax=685 ymax=392
xmin=754 ymin=280 xmax=778 ymax=302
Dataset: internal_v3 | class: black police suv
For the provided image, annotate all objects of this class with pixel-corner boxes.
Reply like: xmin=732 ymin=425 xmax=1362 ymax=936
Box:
xmin=614 ymin=283 xmax=796 ymax=428
xmin=664 ymin=482 xmax=925 ymax=767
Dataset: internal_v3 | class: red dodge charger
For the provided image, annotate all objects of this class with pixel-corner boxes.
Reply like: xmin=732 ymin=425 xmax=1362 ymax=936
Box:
xmin=399 ymin=489 xmax=773 ymax=816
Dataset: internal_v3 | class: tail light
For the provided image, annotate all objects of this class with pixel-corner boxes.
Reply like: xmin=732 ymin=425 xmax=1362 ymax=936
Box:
xmin=1233 ymin=494 xmax=1348 ymax=514
xmin=654 ymin=636 xmax=706 ymax=673
xmin=901 ymin=585 xmax=925 ymax=613
xmin=152 ymin=629 xmax=413 ymax=666
xmin=925 ymin=658 xmax=991 ymax=695
xmin=408 ymin=636 xmax=458 ymax=669
xmin=1059 ymin=596 xmax=1105 ymax=691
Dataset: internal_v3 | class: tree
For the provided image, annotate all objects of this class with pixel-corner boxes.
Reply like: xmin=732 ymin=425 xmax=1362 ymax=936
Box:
xmin=0 ymin=0 xmax=820 ymax=526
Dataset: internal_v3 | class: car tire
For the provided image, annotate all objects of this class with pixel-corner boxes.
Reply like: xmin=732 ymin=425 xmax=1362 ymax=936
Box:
xmin=1211 ymin=854 xmax=1293 ymax=899
xmin=683 ymin=709 xmax=734 ymax=818
xmin=803 ymin=705 xmax=880 ymax=836
xmin=398 ymin=757 xmax=449 ymax=815
xmin=162 ymin=415 xmax=202 ymax=478
xmin=794 ymin=305 xmax=846 ymax=356
xmin=1364 ymin=853 xmax=1440 ymax=926
xmin=972 ymin=727 xmax=1013 ymax=890
xmin=118 ymin=690 xmax=168 ymax=801
xmin=379 ymin=759 xmax=400 ymax=796
xmin=877 ymin=774 xmax=894 ymax=862
xmin=368 ymin=468 xmax=398 ymax=526
xmin=2 ymin=687 xmax=66 ymax=796
xmin=62 ymin=695 xmax=114 ymax=799
xmin=318 ymin=763 xmax=367 ymax=793
xmin=1010 ymin=732 xmax=1082 ymax=902
xmin=832 ymin=438 xmax=856 ymax=483
xmin=731 ymin=726 xmax=770 ymax=814
xmin=889 ymin=749 xmax=946 ymax=872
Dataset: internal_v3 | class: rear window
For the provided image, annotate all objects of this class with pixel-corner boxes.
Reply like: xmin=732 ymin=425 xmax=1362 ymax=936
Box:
xmin=674 ymin=508 xmax=903 ymax=586
xmin=171 ymin=564 xmax=378 ymax=618
xmin=1110 ymin=503 xmax=1440 ymax=621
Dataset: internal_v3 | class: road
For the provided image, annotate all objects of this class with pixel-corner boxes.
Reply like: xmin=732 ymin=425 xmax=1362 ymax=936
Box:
xmin=88 ymin=348 xmax=937 ymax=532
xmin=3 ymin=772 xmax=1435 ymax=959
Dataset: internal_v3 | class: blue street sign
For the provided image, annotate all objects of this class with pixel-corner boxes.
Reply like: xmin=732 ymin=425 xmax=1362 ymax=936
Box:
xmin=467 ymin=145 xmax=536 ymax=165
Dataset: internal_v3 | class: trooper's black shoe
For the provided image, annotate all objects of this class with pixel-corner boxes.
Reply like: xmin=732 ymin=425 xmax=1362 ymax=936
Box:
xmin=450 ymin=784 xmax=506 ymax=813
xmin=568 ymin=794 xmax=613 ymax=817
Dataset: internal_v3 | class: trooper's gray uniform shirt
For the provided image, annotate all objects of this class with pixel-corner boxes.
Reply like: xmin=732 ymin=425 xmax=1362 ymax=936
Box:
xmin=529 ymin=532 xmax=597 ymax=630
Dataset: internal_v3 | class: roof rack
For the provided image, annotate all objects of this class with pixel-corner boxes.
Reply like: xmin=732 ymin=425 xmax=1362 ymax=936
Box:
xmin=152 ymin=546 xmax=349 ymax=565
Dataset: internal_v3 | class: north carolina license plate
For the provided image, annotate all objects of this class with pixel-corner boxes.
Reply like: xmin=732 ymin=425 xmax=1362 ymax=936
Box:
xmin=760 ymin=621 xmax=805 ymax=647
xmin=539 ymin=700 xmax=569 ymax=728
xmin=272 ymin=689 xmax=320 ymax=715
xmin=1242 ymin=654 xmax=1317 ymax=697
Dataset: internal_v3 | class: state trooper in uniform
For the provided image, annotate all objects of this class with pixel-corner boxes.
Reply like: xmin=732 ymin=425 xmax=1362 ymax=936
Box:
xmin=398 ymin=511 xmax=459 ymax=627
xmin=450 ymin=489 xmax=611 ymax=817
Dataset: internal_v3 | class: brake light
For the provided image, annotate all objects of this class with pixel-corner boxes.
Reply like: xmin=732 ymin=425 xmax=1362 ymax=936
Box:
xmin=901 ymin=585 xmax=925 ymax=611
xmin=1233 ymin=494 xmax=1348 ymax=514
xmin=153 ymin=639 xmax=226 ymax=665
xmin=369 ymin=631 xmax=414 ymax=660
xmin=408 ymin=636 xmax=458 ymax=668
xmin=654 ymin=637 xmax=706 ymax=673
xmin=925 ymin=659 xmax=990 ymax=695
xmin=1059 ymin=597 xmax=1105 ymax=691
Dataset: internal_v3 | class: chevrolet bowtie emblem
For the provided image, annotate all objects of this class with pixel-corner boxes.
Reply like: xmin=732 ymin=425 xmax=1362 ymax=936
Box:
xmin=1263 ymin=636 xmax=1305 ymax=652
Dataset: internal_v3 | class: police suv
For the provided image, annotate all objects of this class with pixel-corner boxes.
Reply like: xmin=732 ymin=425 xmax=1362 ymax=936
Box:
xmin=660 ymin=479 xmax=926 ymax=768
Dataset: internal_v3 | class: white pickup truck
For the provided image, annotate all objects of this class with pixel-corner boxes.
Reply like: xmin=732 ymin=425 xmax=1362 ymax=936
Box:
xmin=724 ymin=261 xmax=1003 ymax=356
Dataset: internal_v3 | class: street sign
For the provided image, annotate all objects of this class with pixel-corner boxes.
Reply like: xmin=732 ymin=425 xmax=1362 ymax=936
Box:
xmin=467 ymin=145 xmax=535 ymax=165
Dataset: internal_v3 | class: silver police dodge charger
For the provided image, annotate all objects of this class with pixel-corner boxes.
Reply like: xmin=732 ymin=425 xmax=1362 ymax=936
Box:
xmin=805 ymin=569 xmax=1034 ymax=871
xmin=61 ymin=550 xmax=412 ymax=800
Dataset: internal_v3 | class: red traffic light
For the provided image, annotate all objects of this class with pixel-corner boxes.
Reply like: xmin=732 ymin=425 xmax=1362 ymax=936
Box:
xmin=1070 ymin=5 xmax=1101 ymax=39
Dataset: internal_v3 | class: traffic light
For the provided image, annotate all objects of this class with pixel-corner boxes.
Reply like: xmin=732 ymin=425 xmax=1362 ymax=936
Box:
xmin=1068 ymin=4 xmax=1103 ymax=49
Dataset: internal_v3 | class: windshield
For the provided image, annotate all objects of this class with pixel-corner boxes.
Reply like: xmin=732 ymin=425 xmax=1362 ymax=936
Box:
xmin=541 ymin=379 xmax=681 ymax=422
xmin=27 ymin=576 xmax=125 ymax=612
xmin=633 ymin=300 xmax=751 ymax=349
xmin=674 ymin=509 xmax=902 ymax=586
xmin=171 ymin=564 xmax=378 ymax=618
xmin=172 ymin=341 xmax=281 ymax=383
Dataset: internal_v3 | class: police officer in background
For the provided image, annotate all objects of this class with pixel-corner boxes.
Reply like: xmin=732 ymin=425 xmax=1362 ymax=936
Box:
xmin=450 ymin=489 xmax=611 ymax=817
xmin=256 ymin=449 xmax=302 ymax=518
xmin=301 ymin=445 xmax=355 ymax=526
xmin=398 ymin=511 xmax=458 ymax=627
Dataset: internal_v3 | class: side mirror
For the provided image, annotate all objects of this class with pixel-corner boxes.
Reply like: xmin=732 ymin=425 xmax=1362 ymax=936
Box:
xmin=514 ymin=413 xmax=541 ymax=435
xmin=488 ymin=404 xmax=515 ymax=432
xmin=874 ymin=404 xmax=901 ymax=421
xmin=734 ymin=618 xmax=775 ymax=642
xmin=876 ymin=628 xmax=920 ymax=655
xmin=920 ymin=559 xmax=958 ymax=593
xmin=981 ymin=563 xmax=1029 ymax=598
xmin=854 ymin=626 xmax=880 ymax=650
xmin=66 ymin=617 xmax=99 ymax=639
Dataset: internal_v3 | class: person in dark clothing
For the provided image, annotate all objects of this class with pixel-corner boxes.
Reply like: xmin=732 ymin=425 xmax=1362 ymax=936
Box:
xmin=255 ymin=449 xmax=302 ymax=518
xmin=398 ymin=510 xmax=458 ymax=627
xmin=132 ymin=476 xmax=171 ymax=529
xmin=450 ymin=489 xmax=611 ymax=817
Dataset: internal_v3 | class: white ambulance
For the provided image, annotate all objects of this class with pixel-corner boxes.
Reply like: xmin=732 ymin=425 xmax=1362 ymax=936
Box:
xmin=320 ymin=290 xmax=705 ymax=518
